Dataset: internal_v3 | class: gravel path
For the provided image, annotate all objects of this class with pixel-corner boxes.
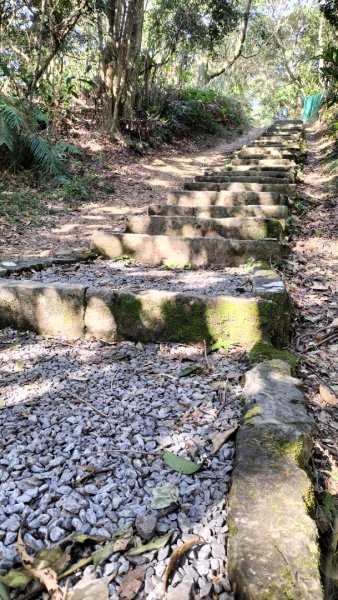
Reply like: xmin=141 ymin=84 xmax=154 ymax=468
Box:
xmin=0 ymin=328 xmax=244 ymax=599
xmin=8 ymin=258 xmax=253 ymax=297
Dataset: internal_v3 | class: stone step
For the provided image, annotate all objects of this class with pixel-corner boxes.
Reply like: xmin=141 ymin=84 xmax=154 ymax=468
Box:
xmin=237 ymin=152 xmax=301 ymax=163
xmin=167 ymin=190 xmax=286 ymax=207
xmin=183 ymin=182 xmax=296 ymax=195
xmin=196 ymin=174 xmax=292 ymax=183
xmin=267 ymin=123 xmax=303 ymax=130
xmin=238 ymin=148 xmax=300 ymax=158
xmin=214 ymin=165 xmax=294 ymax=173
xmin=254 ymin=141 xmax=301 ymax=149
xmin=0 ymin=271 xmax=289 ymax=347
xmin=274 ymin=119 xmax=303 ymax=125
xmin=258 ymin=132 xmax=302 ymax=144
xmin=90 ymin=230 xmax=282 ymax=267
xmin=231 ymin=158 xmax=295 ymax=166
xmin=148 ymin=203 xmax=288 ymax=220
xmin=126 ymin=215 xmax=283 ymax=240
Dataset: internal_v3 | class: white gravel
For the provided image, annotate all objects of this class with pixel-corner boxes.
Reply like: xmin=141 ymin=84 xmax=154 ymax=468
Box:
xmin=8 ymin=258 xmax=253 ymax=297
xmin=0 ymin=328 xmax=244 ymax=599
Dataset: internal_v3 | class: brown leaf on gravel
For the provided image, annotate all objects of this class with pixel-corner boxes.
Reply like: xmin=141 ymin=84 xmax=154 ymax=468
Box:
xmin=119 ymin=567 xmax=147 ymax=599
xmin=210 ymin=426 xmax=238 ymax=454
xmin=17 ymin=529 xmax=64 ymax=600
xmin=67 ymin=576 xmax=113 ymax=600
xmin=319 ymin=384 xmax=338 ymax=406
xmin=163 ymin=539 xmax=205 ymax=590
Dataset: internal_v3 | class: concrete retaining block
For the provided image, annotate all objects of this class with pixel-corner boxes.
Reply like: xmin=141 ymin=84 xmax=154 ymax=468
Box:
xmin=90 ymin=231 xmax=282 ymax=267
xmin=85 ymin=287 xmax=117 ymax=341
xmin=168 ymin=191 xmax=287 ymax=207
xmin=148 ymin=204 xmax=288 ymax=220
xmin=228 ymin=360 xmax=323 ymax=599
xmin=125 ymin=215 xmax=283 ymax=240
xmin=0 ymin=280 xmax=85 ymax=338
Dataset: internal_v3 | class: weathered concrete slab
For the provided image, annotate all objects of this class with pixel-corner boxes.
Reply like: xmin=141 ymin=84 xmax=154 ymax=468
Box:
xmin=90 ymin=231 xmax=282 ymax=267
xmin=126 ymin=215 xmax=283 ymax=240
xmin=112 ymin=289 xmax=281 ymax=346
xmin=168 ymin=190 xmax=287 ymax=207
xmin=85 ymin=287 xmax=117 ymax=342
xmin=228 ymin=360 xmax=323 ymax=600
xmin=183 ymin=182 xmax=296 ymax=195
xmin=0 ymin=281 xmax=85 ymax=338
xmin=0 ymin=253 xmax=91 ymax=274
xmin=148 ymin=204 xmax=288 ymax=220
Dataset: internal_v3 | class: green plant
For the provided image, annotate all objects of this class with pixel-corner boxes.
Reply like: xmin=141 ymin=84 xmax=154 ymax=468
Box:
xmin=0 ymin=94 xmax=80 ymax=177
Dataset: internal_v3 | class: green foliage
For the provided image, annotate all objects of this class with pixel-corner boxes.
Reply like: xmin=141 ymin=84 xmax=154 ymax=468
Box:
xmin=0 ymin=95 xmax=80 ymax=177
xmin=146 ymin=0 xmax=239 ymax=56
xmin=319 ymin=46 xmax=338 ymax=106
xmin=130 ymin=87 xmax=249 ymax=148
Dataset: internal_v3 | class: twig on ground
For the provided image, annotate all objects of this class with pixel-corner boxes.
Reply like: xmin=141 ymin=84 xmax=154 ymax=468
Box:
xmin=67 ymin=390 xmax=110 ymax=419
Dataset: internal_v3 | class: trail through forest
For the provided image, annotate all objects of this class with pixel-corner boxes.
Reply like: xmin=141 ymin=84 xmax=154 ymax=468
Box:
xmin=0 ymin=127 xmax=262 ymax=258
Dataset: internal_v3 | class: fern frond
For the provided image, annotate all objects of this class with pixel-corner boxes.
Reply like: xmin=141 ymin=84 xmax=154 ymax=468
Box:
xmin=0 ymin=105 xmax=29 ymax=134
xmin=25 ymin=134 xmax=64 ymax=176
xmin=56 ymin=141 xmax=82 ymax=156
xmin=0 ymin=116 xmax=17 ymax=152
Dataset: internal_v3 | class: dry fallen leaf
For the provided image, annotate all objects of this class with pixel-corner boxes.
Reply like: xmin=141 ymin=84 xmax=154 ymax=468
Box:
xmin=319 ymin=384 xmax=338 ymax=407
xmin=67 ymin=576 xmax=113 ymax=600
xmin=210 ymin=425 xmax=238 ymax=454
xmin=119 ymin=567 xmax=146 ymax=599
xmin=17 ymin=529 xmax=64 ymax=600
xmin=163 ymin=539 xmax=205 ymax=590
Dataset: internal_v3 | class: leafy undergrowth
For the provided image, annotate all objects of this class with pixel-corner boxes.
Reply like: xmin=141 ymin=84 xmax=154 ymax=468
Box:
xmin=285 ymin=120 xmax=338 ymax=596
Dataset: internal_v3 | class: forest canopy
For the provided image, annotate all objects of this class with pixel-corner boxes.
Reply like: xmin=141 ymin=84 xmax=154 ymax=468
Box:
xmin=0 ymin=0 xmax=336 ymax=169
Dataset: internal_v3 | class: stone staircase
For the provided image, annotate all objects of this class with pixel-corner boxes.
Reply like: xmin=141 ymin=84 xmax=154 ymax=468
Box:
xmin=91 ymin=119 xmax=303 ymax=270
xmin=0 ymin=120 xmax=304 ymax=349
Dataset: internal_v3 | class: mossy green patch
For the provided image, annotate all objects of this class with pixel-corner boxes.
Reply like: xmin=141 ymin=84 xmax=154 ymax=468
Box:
xmin=248 ymin=342 xmax=297 ymax=372
xmin=244 ymin=405 xmax=262 ymax=420
xmin=256 ymin=432 xmax=307 ymax=468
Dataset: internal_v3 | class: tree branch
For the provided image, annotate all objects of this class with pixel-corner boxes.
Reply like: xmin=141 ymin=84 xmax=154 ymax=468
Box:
xmin=206 ymin=0 xmax=253 ymax=82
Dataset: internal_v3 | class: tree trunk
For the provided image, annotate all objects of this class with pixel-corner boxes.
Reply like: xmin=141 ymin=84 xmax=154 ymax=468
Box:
xmin=101 ymin=0 xmax=145 ymax=137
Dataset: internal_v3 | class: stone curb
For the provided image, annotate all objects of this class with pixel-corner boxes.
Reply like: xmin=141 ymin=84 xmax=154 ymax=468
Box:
xmin=228 ymin=359 xmax=323 ymax=599
xmin=0 ymin=269 xmax=288 ymax=345
xmin=0 ymin=252 xmax=94 ymax=278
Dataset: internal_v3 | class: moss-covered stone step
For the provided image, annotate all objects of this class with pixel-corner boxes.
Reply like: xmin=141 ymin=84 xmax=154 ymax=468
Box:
xmin=0 ymin=272 xmax=289 ymax=347
xmin=183 ymin=181 xmax=296 ymax=195
xmin=148 ymin=204 xmax=288 ymax=220
xmin=90 ymin=230 xmax=282 ymax=267
xmin=195 ymin=175 xmax=291 ymax=184
xmin=258 ymin=135 xmax=301 ymax=142
xmin=228 ymin=360 xmax=323 ymax=599
xmin=125 ymin=215 xmax=283 ymax=240
xmin=168 ymin=190 xmax=286 ymax=207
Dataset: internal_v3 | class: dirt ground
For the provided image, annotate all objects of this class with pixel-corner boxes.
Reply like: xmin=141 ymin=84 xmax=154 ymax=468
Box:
xmin=0 ymin=127 xmax=262 ymax=259
xmin=286 ymin=123 xmax=338 ymax=570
